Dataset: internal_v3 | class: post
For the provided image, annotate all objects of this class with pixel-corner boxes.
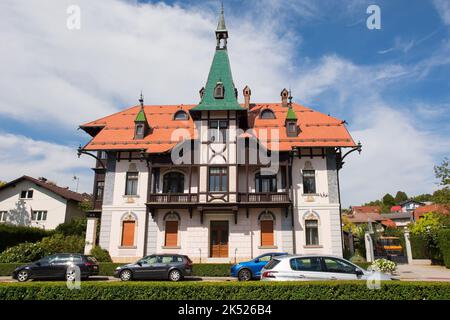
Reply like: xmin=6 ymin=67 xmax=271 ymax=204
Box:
xmin=365 ymin=232 xmax=374 ymax=263
xmin=84 ymin=216 xmax=99 ymax=254
xmin=404 ymin=230 xmax=413 ymax=264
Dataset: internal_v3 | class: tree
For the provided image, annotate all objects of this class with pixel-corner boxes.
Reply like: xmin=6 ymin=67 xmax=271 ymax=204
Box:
xmin=435 ymin=157 xmax=450 ymax=187
xmin=394 ymin=191 xmax=408 ymax=204
xmin=414 ymin=193 xmax=433 ymax=202
xmin=382 ymin=193 xmax=396 ymax=207
xmin=432 ymin=188 xmax=450 ymax=204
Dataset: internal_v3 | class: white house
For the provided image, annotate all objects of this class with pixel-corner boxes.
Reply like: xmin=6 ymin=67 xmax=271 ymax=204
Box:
xmin=0 ymin=176 xmax=87 ymax=230
xmin=79 ymin=9 xmax=360 ymax=263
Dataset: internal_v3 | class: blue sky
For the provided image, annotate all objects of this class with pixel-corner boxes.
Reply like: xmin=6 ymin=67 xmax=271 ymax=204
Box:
xmin=0 ymin=0 xmax=449 ymax=206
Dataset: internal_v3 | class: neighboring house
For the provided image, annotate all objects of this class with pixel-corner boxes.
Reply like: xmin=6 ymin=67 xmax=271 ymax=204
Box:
xmin=345 ymin=211 xmax=412 ymax=230
xmin=379 ymin=212 xmax=412 ymax=228
xmin=79 ymin=9 xmax=358 ymax=263
xmin=350 ymin=206 xmax=381 ymax=214
xmin=0 ymin=176 xmax=87 ymax=229
xmin=413 ymin=204 xmax=450 ymax=221
xmin=398 ymin=199 xmax=425 ymax=213
xmin=390 ymin=205 xmax=402 ymax=213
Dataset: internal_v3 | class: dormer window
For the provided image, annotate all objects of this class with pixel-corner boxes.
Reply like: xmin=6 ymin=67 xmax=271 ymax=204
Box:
xmin=174 ymin=110 xmax=189 ymax=121
xmin=260 ymin=109 xmax=276 ymax=119
xmin=286 ymin=121 xmax=298 ymax=137
xmin=214 ymin=82 xmax=225 ymax=99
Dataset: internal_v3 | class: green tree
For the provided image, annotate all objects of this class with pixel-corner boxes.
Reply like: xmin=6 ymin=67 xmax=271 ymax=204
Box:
xmin=434 ymin=157 xmax=450 ymax=187
xmin=414 ymin=193 xmax=433 ymax=202
xmin=382 ymin=193 xmax=396 ymax=208
xmin=394 ymin=191 xmax=408 ymax=204
xmin=432 ymin=188 xmax=450 ymax=204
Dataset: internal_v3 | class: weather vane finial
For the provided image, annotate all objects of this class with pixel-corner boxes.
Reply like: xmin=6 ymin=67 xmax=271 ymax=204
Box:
xmin=139 ymin=91 xmax=144 ymax=108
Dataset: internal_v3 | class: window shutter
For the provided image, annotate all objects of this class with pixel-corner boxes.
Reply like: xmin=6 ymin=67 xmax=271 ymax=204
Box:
xmin=261 ymin=220 xmax=274 ymax=246
xmin=165 ymin=221 xmax=178 ymax=247
xmin=121 ymin=221 xmax=135 ymax=247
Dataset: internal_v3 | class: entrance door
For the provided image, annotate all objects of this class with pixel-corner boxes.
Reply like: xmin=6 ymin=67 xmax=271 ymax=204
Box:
xmin=210 ymin=221 xmax=229 ymax=258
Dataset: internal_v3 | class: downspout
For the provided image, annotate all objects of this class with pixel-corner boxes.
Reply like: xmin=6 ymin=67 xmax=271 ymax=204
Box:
xmin=288 ymin=151 xmax=296 ymax=255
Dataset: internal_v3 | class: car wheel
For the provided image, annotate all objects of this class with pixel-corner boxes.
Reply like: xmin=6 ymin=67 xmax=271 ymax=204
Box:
xmin=17 ymin=270 xmax=30 ymax=282
xmin=120 ymin=269 xmax=132 ymax=282
xmin=238 ymin=269 xmax=252 ymax=281
xmin=66 ymin=269 xmax=77 ymax=282
xmin=169 ymin=269 xmax=182 ymax=282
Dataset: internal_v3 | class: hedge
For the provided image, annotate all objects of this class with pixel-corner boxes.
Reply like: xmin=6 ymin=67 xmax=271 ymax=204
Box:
xmin=0 ymin=224 xmax=53 ymax=252
xmin=410 ymin=234 xmax=429 ymax=259
xmin=438 ymin=229 xmax=450 ymax=269
xmin=0 ymin=262 xmax=372 ymax=277
xmin=0 ymin=281 xmax=449 ymax=300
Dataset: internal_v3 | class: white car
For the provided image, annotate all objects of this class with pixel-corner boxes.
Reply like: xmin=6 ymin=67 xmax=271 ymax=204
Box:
xmin=260 ymin=255 xmax=395 ymax=281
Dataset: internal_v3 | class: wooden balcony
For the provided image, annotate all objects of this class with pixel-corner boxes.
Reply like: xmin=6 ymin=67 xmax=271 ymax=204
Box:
xmin=238 ymin=192 xmax=291 ymax=204
xmin=148 ymin=193 xmax=198 ymax=204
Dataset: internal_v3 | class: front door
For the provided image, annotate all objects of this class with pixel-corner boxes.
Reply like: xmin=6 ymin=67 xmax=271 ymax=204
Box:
xmin=210 ymin=221 xmax=229 ymax=258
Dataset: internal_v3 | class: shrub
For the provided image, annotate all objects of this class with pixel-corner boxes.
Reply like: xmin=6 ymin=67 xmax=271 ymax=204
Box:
xmin=0 ymin=224 xmax=53 ymax=252
xmin=192 ymin=264 xmax=231 ymax=277
xmin=438 ymin=229 xmax=450 ymax=268
xmin=0 ymin=281 xmax=449 ymax=300
xmin=410 ymin=234 xmax=429 ymax=259
xmin=0 ymin=243 xmax=46 ymax=263
xmin=90 ymin=247 xmax=112 ymax=262
xmin=39 ymin=234 xmax=84 ymax=256
xmin=54 ymin=218 xmax=87 ymax=236
xmin=369 ymin=259 xmax=397 ymax=274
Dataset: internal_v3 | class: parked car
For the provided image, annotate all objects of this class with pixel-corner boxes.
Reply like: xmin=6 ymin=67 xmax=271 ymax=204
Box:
xmin=260 ymin=255 xmax=395 ymax=281
xmin=12 ymin=253 xmax=99 ymax=282
xmin=231 ymin=252 xmax=288 ymax=281
xmin=114 ymin=254 xmax=193 ymax=282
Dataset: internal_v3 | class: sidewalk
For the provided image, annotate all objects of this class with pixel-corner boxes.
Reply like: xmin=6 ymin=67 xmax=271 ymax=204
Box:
xmin=396 ymin=264 xmax=450 ymax=282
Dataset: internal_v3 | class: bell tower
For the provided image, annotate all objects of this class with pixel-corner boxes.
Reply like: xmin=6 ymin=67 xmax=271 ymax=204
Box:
xmin=216 ymin=2 xmax=228 ymax=50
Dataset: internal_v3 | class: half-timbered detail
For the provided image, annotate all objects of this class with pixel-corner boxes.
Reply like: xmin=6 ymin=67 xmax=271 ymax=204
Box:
xmin=79 ymin=7 xmax=359 ymax=263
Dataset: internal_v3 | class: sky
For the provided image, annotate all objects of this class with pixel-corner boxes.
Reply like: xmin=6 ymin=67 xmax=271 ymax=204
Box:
xmin=0 ymin=0 xmax=449 ymax=207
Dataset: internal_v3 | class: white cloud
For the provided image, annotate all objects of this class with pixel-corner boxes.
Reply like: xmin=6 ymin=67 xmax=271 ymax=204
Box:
xmin=433 ymin=0 xmax=450 ymax=25
xmin=0 ymin=133 xmax=94 ymax=193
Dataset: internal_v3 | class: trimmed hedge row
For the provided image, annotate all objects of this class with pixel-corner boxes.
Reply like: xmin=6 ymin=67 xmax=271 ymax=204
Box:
xmin=438 ymin=229 xmax=450 ymax=269
xmin=0 ymin=224 xmax=53 ymax=252
xmin=0 ymin=262 xmax=372 ymax=277
xmin=410 ymin=234 xmax=429 ymax=259
xmin=0 ymin=281 xmax=449 ymax=300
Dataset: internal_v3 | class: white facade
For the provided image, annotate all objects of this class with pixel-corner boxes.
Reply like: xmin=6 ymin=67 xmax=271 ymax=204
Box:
xmin=0 ymin=179 xmax=85 ymax=230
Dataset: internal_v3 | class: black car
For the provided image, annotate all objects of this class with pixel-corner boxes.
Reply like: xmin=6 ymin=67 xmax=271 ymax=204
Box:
xmin=12 ymin=253 xmax=99 ymax=282
xmin=114 ymin=254 xmax=192 ymax=282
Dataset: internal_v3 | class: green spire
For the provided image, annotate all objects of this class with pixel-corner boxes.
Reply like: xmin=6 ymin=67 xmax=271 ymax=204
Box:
xmin=135 ymin=92 xmax=148 ymax=122
xmin=286 ymin=107 xmax=298 ymax=121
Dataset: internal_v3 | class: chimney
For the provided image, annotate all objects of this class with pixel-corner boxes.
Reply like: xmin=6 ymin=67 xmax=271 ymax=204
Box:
xmin=243 ymin=86 xmax=251 ymax=108
xmin=281 ymin=88 xmax=289 ymax=108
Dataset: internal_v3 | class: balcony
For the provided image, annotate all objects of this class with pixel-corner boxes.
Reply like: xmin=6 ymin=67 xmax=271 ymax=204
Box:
xmin=148 ymin=193 xmax=199 ymax=204
xmin=238 ymin=192 xmax=290 ymax=205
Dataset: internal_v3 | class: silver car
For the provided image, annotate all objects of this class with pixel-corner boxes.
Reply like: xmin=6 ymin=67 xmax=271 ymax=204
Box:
xmin=260 ymin=255 xmax=394 ymax=281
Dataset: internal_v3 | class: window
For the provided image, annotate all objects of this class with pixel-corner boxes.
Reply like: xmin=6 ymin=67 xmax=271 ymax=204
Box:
xmin=163 ymin=172 xmax=184 ymax=193
xmin=256 ymin=254 xmax=272 ymax=262
xmin=287 ymin=122 xmax=297 ymax=136
xmin=260 ymin=109 xmax=276 ymax=119
xmin=302 ymin=170 xmax=316 ymax=194
xmin=261 ymin=220 xmax=274 ymax=247
xmin=174 ymin=111 xmax=188 ymax=120
xmin=214 ymin=82 xmax=225 ymax=99
xmin=20 ymin=190 xmax=33 ymax=199
xmin=99 ymin=151 xmax=107 ymax=160
xmin=290 ymin=257 xmax=322 ymax=272
xmin=305 ymin=220 xmax=319 ymax=246
xmin=255 ymin=173 xmax=277 ymax=193
xmin=31 ymin=211 xmax=47 ymax=221
xmin=209 ymin=167 xmax=228 ymax=192
xmin=121 ymin=221 xmax=135 ymax=247
xmin=125 ymin=172 xmax=139 ymax=196
xmin=96 ymin=181 xmax=104 ymax=199
xmin=323 ymin=258 xmax=356 ymax=274
xmin=208 ymin=120 xmax=228 ymax=142
xmin=0 ymin=211 xmax=7 ymax=222
xmin=165 ymin=221 xmax=178 ymax=247
xmin=136 ymin=124 xmax=144 ymax=136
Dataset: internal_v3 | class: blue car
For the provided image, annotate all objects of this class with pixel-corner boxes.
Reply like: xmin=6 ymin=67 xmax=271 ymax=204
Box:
xmin=231 ymin=252 xmax=288 ymax=281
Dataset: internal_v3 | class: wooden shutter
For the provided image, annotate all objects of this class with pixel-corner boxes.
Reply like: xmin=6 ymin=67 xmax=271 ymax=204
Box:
xmin=165 ymin=221 xmax=178 ymax=247
xmin=121 ymin=221 xmax=135 ymax=247
xmin=261 ymin=220 xmax=274 ymax=246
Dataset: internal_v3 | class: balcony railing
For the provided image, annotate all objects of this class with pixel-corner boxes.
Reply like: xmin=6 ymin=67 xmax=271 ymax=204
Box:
xmin=238 ymin=192 xmax=290 ymax=203
xmin=148 ymin=193 xmax=199 ymax=203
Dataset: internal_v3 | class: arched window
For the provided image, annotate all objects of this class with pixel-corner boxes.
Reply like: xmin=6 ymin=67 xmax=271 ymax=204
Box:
xmin=121 ymin=213 xmax=137 ymax=247
xmin=174 ymin=111 xmax=188 ymax=120
xmin=260 ymin=109 xmax=276 ymax=119
xmin=214 ymin=82 xmax=225 ymax=99
xmin=164 ymin=212 xmax=180 ymax=247
xmin=163 ymin=172 xmax=185 ymax=193
xmin=255 ymin=172 xmax=277 ymax=193
xmin=304 ymin=211 xmax=320 ymax=246
xmin=259 ymin=211 xmax=275 ymax=247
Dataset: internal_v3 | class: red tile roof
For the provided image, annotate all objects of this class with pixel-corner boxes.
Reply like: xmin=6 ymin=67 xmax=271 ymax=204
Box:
xmin=391 ymin=205 xmax=402 ymax=212
xmin=345 ymin=212 xmax=385 ymax=223
xmin=0 ymin=176 xmax=87 ymax=202
xmin=80 ymin=103 xmax=356 ymax=153
xmin=351 ymin=206 xmax=382 ymax=214
xmin=381 ymin=219 xmax=397 ymax=228
xmin=413 ymin=204 xmax=450 ymax=220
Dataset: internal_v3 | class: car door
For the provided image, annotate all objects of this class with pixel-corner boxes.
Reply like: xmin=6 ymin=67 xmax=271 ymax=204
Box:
xmin=288 ymin=257 xmax=326 ymax=281
xmin=49 ymin=255 xmax=72 ymax=278
xmin=154 ymin=256 xmax=173 ymax=278
xmin=253 ymin=254 xmax=273 ymax=277
xmin=133 ymin=256 xmax=158 ymax=279
xmin=321 ymin=258 xmax=359 ymax=280
xmin=32 ymin=256 xmax=53 ymax=278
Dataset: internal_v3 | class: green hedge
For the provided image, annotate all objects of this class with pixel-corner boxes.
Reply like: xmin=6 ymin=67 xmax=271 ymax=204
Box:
xmin=438 ymin=229 xmax=450 ymax=269
xmin=410 ymin=234 xmax=429 ymax=259
xmin=0 ymin=281 xmax=449 ymax=300
xmin=0 ymin=224 xmax=53 ymax=252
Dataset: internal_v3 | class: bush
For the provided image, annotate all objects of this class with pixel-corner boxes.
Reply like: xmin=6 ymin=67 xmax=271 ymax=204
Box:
xmin=438 ymin=229 xmax=450 ymax=268
xmin=90 ymin=247 xmax=112 ymax=263
xmin=0 ymin=243 xmax=46 ymax=263
xmin=54 ymin=218 xmax=87 ymax=236
xmin=369 ymin=259 xmax=397 ymax=274
xmin=0 ymin=281 xmax=449 ymax=300
xmin=0 ymin=224 xmax=53 ymax=252
xmin=192 ymin=264 xmax=231 ymax=277
xmin=410 ymin=234 xmax=429 ymax=259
